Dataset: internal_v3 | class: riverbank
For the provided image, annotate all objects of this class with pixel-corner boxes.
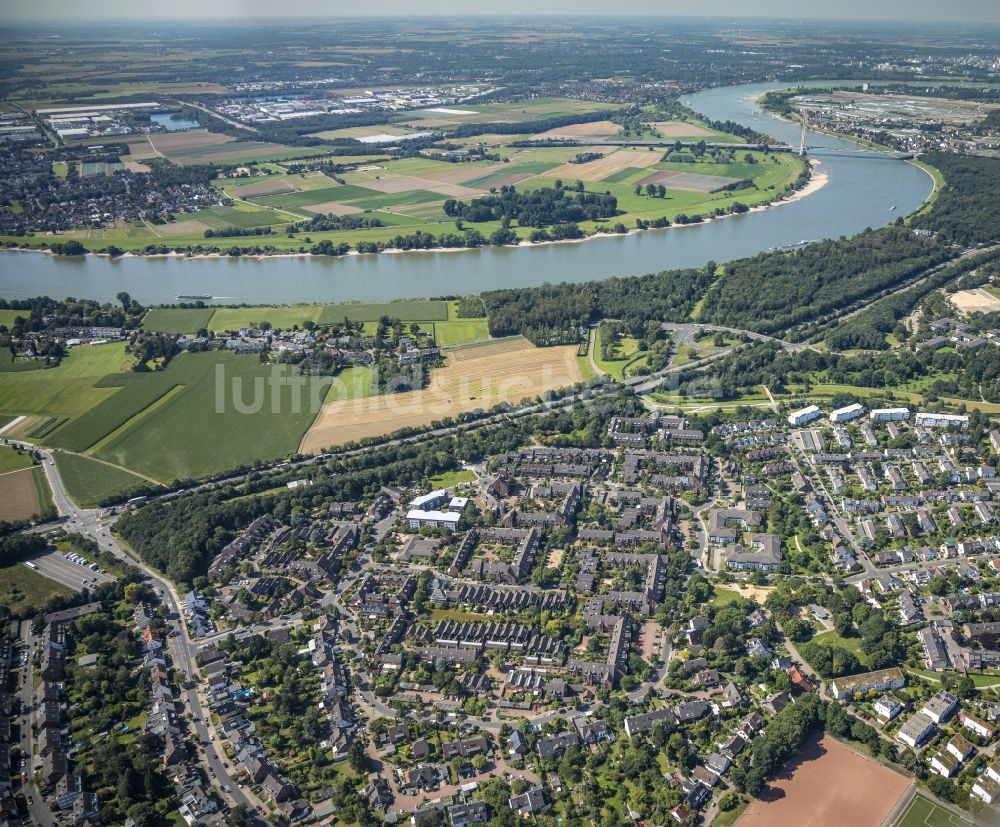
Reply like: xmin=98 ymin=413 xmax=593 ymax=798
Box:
xmin=756 ymin=89 xmax=942 ymax=216
xmin=0 ymin=81 xmax=934 ymax=305
xmin=0 ymin=167 xmax=824 ymax=263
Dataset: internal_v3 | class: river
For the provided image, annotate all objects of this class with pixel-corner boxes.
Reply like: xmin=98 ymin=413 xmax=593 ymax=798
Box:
xmin=0 ymin=81 xmax=934 ymax=304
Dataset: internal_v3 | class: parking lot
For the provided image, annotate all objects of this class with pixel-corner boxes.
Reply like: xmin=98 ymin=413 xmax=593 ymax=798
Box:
xmin=27 ymin=550 xmax=115 ymax=592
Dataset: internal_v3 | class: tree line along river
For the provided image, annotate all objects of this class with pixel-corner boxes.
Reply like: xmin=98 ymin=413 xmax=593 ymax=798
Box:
xmin=0 ymin=81 xmax=934 ymax=305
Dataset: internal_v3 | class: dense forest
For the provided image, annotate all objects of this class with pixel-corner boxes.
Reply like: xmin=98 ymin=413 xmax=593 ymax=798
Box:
xmin=697 ymin=225 xmax=949 ymax=334
xmin=911 ymin=153 xmax=1000 ymax=245
xmin=443 ymin=185 xmax=619 ymax=227
xmin=479 ymin=225 xmax=950 ymax=344
xmin=822 ymin=248 xmax=1000 ymax=350
xmin=481 ymin=263 xmax=717 ymax=345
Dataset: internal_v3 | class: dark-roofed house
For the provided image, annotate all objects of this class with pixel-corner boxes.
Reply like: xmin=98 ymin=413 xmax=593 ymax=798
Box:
xmin=448 ymin=801 xmax=488 ymax=827
xmin=509 ymin=786 xmax=546 ymax=816
xmin=537 ymin=731 xmax=580 ymax=759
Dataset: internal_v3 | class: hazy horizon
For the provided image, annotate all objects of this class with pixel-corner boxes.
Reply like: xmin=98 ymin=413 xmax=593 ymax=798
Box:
xmin=3 ymin=0 xmax=999 ymax=25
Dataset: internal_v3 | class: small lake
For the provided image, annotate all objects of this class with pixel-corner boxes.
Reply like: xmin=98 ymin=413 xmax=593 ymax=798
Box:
xmin=149 ymin=112 xmax=200 ymax=131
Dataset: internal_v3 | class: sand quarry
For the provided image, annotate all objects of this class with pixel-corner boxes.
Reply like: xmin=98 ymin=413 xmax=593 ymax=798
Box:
xmin=300 ymin=338 xmax=582 ymax=452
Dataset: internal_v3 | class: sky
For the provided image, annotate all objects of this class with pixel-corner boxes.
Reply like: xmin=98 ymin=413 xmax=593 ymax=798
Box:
xmin=2 ymin=0 xmax=999 ymax=23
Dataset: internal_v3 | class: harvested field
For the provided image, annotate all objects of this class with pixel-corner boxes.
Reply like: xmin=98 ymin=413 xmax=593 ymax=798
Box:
xmin=738 ymin=734 xmax=910 ymax=827
xmin=300 ymin=337 xmax=582 ymax=452
xmin=664 ymin=171 xmax=742 ymax=192
xmin=122 ymin=160 xmax=151 ymax=173
xmin=951 ymin=287 xmax=1000 ymax=314
xmin=156 ymin=219 xmax=211 ymax=237
xmin=637 ymin=170 xmax=682 ymax=187
xmin=549 ymin=149 xmax=654 ymax=181
xmin=144 ymin=130 xmax=236 ymax=154
xmin=425 ymin=182 xmax=485 ymax=198
xmin=474 ymin=171 xmax=539 ymax=189
xmin=398 ymin=117 xmax=453 ymax=129
xmin=654 ymin=120 xmax=716 ymax=137
xmin=233 ymin=179 xmax=297 ymax=197
xmin=362 ymin=175 xmax=483 ymax=198
xmin=531 ymin=120 xmax=620 ymax=140
xmin=361 ymin=175 xmax=436 ymax=193
xmin=170 ymin=143 xmax=291 ymax=163
xmin=422 ymin=164 xmax=504 ymax=185
xmin=0 ymin=468 xmax=41 ymax=522
xmin=302 ymin=201 xmax=363 ymax=216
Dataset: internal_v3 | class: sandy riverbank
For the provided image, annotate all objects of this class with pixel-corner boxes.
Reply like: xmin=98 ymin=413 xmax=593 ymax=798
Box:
xmin=1 ymin=163 xmax=829 ymax=262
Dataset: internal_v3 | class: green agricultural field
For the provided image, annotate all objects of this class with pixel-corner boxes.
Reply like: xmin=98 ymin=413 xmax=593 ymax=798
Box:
xmin=195 ymin=205 xmax=288 ymax=229
xmin=892 ymin=795 xmax=970 ymax=827
xmin=318 ymin=300 xmax=448 ymax=325
xmin=33 ymin=467 xmax=55 ymax=518
xmin=209 ymin=305 xmax=324 ymax=331
xmin=226 ymin=170 xmax=337 ymax=195
xmin=167 ymin=141 xmax=335 ymax=165
xmin=340 ymin=189 xmax=444 ymax=211
xmin=0 ymin=309 xmax=27 ymax=329
xmin=248 ymin=184 xmax=368 ymax=211
xmin=432 ymin=319 xmax=490 ymax=346
xmin=52 ymin=451 xmax=153 ymax=507
xmin=0 ymin=445 xmax=33 ymax=474
xmin=601 ymin=167 xmax=648 ymax=183
xmin=325 ymin=366 xmax=372 ymax=403
xmin=400 ymin=97 xmax=616 ymax=125
xmin=0 ymin=564 xmax=73 ymax=618
xmin=90 ymin=350 xmax=332 ymax=482
xmin=46 ymin=363 xmax=190 ymax=454
xmin=142 ymin=307 xmax=215 ymax=334
xmin=0 ymin=342 xmax=131 ymax=420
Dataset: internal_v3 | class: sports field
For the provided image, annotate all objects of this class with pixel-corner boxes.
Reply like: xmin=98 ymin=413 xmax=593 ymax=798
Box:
xmin=300 ymin=337 xmax=582 ymax=452
xmin=738 ymin=735 xmax=911 ymax=827
xmin=891 ymin=795 xmax=972 ymax=827
xmin=950 ymin=288 xmax=1000 ymax=314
